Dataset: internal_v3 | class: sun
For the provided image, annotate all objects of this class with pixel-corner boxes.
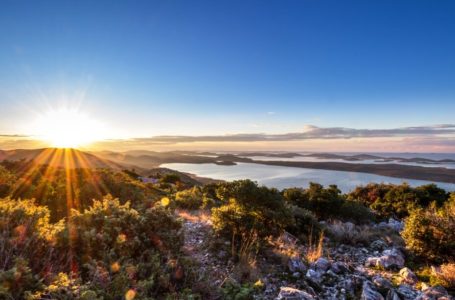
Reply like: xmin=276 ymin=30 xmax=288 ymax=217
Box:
xmin=35 ymin=108 xmax=105 ymax=148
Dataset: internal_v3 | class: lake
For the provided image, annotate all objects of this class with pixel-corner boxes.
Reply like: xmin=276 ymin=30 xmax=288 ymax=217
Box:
xmin=161 ymin=162 xmax=455 ymax=193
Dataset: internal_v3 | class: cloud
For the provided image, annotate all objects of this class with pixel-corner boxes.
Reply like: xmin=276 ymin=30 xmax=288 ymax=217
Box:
xmin=107 ymin=124 xmax=455 ymax=145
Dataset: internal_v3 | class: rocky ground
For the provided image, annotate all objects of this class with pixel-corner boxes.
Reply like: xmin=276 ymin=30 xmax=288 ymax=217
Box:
xmin=178 ymin=210 xmax=453 ymax=300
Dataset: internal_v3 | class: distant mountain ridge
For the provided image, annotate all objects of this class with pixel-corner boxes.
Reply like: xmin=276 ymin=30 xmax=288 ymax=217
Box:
xmin=0 ymin=148 xmax=126 ymax=170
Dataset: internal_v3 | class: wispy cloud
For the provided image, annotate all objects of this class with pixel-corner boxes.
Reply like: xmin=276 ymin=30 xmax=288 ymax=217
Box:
xmin=1 ymin=125 xmax=454 ymax=152
xmin=116 ymin=124 xmax=455 ymax=144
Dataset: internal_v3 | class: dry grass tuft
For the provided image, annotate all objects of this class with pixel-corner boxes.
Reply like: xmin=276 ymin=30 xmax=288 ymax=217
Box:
xmin=306 ymin=231 xmax=324 ymax=263
xmin=327 ymin=221 xmax=403 ymax=247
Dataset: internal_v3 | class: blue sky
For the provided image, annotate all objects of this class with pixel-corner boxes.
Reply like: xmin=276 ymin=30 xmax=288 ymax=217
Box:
xmin=0 ymin=0 xmax=454 ymax=151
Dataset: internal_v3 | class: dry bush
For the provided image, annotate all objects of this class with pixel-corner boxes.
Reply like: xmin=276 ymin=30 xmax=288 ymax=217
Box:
xmin=438 ymin=263 xmax=455 ymax=289
xmin=327 ymin=221 xmax=403 ymax=247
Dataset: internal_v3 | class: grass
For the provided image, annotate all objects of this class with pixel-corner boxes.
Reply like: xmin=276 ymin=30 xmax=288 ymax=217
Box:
xmin=306 ymin=230 xmax=324 ymax=263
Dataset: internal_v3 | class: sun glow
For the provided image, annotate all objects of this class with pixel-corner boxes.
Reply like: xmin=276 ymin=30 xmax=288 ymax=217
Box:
xmin=35 ymin=108 xmax=106 ymax=148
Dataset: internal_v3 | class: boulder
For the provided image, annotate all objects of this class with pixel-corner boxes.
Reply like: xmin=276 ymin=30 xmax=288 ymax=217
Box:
xmin=388 ymin=218 xmax=404 ymax=232
xmin=422 ymin=285 xmax=450 ymax=298
xmin=305 ymin=268 xmax=323 ymax=285
xmin=386 ymin=289 xmax=402 ymax=300
xmin=314 ymin=257 xmax=331 ymax=271
xmin=361 ymin=281 xmax=384 ymax=300
xmin=396 ymin=284 xmax=418 ymax=300
xmin=331 ymin=261 xmax=349 ymax=274
xmin=381 ymin=249 xmax=405 ymax=269
xmin=373 ymin=275 xmax=393 ymax=292
xmin=288 ymin=257 xmax=307 ymax=273
xmin=399 ymin=267 xmax=418 ymax=285
xmin=275 ymin=287 xmax=315 ymax=300
xmin=365 ymin=248 xmax=405 ymax=270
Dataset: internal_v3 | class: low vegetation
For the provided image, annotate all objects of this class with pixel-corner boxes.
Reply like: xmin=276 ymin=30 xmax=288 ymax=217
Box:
xmin=0 ymin=159 xmax=454 ymax=298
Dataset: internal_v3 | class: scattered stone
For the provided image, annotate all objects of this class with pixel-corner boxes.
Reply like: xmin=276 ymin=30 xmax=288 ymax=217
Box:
xmin=361 ymin=281 xmax=384 ymax=300
xmin=396 ymin=284 xmax=418 ymax=300
xmin=399 ymin=267 xmax=418 ymax=285
xmin=422 ymin=285 xmax=450 ymax=298
xmin=275 ymin=287 xmax=315 ymax=300
xmin=305 ymin=268 xmax=323 ymax=285
xmin=365 ymin=248 xmax=405 ymax=270
xmin=288 ymin=257 xmax=307 ymax=273
xmin=370 ymin=240 xmax=388 ymax=252
xmin=387 ymin=218 xmax=404 ymax=232
xmin=314 ymin=257 xmax=331 ymax=271
xmin=331 ymin=261 xmax=349 ymax=274
xmin=373 ymin=275 xmax=393 ymax=292
xmin=386 ymin=289 xmax=401 ymax=300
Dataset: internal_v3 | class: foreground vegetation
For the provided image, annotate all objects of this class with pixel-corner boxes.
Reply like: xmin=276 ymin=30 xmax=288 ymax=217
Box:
xmin=0 ymin=159 xmax=454 ymax=298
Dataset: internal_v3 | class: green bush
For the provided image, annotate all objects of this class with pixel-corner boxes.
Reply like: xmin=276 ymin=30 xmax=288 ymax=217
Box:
xmin=0 ymin=198 xmax=65 ymax=298
xmin=212 ymin=180 xmax=292 ymax=259
xmin=401 ymin=201 xmax=455 ymax=263
xmin=160 ymin=173 xmax=181 ymax=184
xmin=61 ymin=195 xmax=184 ymax=298
xmin=174 ymin=186 xmax=204 ymax=209
xmin=338 ymin=200 xmax=375 ymax=224
xmin=0 ymin=166 xmax=15 ymax=197
xmin=283 ymin=183 xmax=374 ymax=224
xmin=0 ymin=195 xmax=199 ymax=299
xmin=286 ymin=206 xmax=321 ymax=241
xmin=348 ymin=183 xmax=449 ymax=219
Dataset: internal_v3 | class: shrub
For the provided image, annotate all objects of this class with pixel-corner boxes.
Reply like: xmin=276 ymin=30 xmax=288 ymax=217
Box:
xmin=438 ymin=263 xmax=455 ymax=290
xmin=327 ymin=221 xmax=402 ymax=247
xmin=348 ymin=183 xmax=449 ymax=220
xmin=401 ymin=206 xmax=455 ymax=263
xmin=174 ymin=186 xmax=203 ymax=209
xmin=287 ymin=183 xmax=344 ymax=220
xmin=212 ymin=180 xmax=292 ymax=260
xmin=0 ymin=198 xmax=65 ymax=274
xmin=61 ymin=195 xmax=184 ymax=298
xmin=160 ymin=173 xmax=181 ymax=184
xmin=338 ymin=200 xmax=376 ymax=224
xmin=283 ymin=183 xmax=375 ymax=224
xmin=286 ymin=206 xmax=321 ymax=241
xmin=221 ymin=280 xmax=259 ymax=300
xmin=0 ymin=166 xmax=15 ymax=197
xmin=0 ymin=198 xmax=66 ymax=298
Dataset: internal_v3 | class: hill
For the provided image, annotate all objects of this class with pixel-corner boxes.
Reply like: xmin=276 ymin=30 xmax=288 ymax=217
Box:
xmin=0 ymin=148 xmax=127 ymax=170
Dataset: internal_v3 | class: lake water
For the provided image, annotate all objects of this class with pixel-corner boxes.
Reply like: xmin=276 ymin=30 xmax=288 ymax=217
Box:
xmin=161 ymin=162 xmax=455 ymax=193
xmin=236 ymin=153 xmax=455 ymax=169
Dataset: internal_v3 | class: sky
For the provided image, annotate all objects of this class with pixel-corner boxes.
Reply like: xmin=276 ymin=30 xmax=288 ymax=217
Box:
xmin=0 ymin=0 xmax=454 ymax=152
